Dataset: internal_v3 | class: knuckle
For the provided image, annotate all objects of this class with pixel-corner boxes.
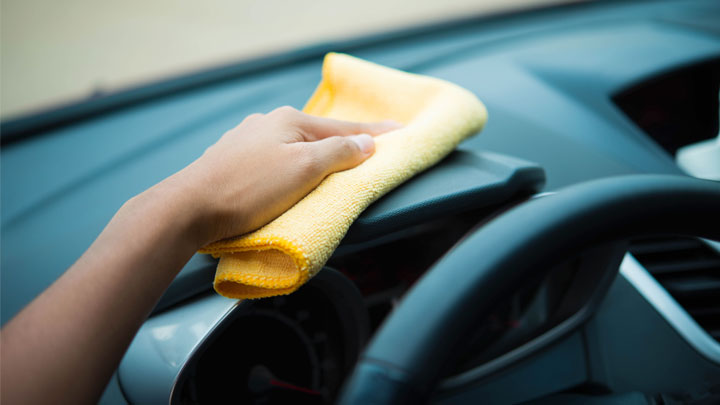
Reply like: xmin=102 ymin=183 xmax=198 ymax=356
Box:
xmin=242 ymin=113 xmax=264 ymax=123
xmin=229 ymin=113 xmax=264 ymax=134
xmin=333 ymin=136 xmax=359 ymax=158
xmin=270 ymin=105 xmax=299 ymax=118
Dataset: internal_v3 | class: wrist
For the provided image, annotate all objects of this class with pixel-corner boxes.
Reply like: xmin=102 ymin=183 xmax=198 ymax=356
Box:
xmin=126 ymin=172 xmax=212 ymax=252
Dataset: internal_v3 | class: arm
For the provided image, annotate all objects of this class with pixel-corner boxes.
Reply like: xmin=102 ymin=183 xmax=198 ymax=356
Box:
xmin=0 ymin=106 xmax=400 ymax=404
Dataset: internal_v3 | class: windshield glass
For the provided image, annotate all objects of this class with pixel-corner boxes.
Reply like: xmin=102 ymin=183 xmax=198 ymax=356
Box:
xmin=0 ymin=0 xmax=570 ymax=120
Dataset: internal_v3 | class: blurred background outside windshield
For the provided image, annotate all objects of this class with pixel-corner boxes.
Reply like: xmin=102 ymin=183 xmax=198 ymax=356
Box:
xmin=1 ymin=0 xmax=571 ymax=120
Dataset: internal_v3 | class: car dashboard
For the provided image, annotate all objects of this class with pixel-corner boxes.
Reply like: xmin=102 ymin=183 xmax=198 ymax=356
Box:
xmin=1 ymin=0 xmax=719 ymax=404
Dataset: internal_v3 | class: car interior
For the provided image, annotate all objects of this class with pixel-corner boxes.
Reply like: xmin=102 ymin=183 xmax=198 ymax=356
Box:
xmin=1 ymin=0 xmax=719 ymax=404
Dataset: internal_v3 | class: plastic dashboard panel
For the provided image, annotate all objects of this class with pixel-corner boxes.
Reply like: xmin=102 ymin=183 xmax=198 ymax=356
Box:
xmin=343 ymin=150 xmax=545 ymax=244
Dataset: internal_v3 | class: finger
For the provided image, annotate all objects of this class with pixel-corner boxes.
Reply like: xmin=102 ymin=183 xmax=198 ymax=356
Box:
xmin=306 ymin=133 xmax=375 ymax=176
xmin=299 ymin=115 xmax=402 ymax=141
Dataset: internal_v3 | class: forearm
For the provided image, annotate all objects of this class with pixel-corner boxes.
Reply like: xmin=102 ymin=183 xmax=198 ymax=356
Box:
xmin=0 ymin=107 xmax=393 ymax=404
xmin=0 ymin=178 xmax=203 ymax=404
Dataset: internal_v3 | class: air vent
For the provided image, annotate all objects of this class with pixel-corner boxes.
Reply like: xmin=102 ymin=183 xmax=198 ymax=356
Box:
xmin=629 ymin=237 xmax=720 ymax=342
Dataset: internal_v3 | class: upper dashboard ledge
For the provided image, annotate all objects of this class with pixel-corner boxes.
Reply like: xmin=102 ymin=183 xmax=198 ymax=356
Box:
xmin=342 ymin=149 xmax=545 ymax=244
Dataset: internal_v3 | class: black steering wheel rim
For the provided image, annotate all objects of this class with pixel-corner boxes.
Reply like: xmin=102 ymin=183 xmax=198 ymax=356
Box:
xmin=339 ymin=174 xmax=720 ymax=404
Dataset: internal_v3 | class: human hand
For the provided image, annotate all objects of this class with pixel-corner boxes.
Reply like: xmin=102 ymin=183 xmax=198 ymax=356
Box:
xmin=2 ymin=106 xmax=403 ymax=405
xmin=154 ymin=106 xmax=401 ymax=248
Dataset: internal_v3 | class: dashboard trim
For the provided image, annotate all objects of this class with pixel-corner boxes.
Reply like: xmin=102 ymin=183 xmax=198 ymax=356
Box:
xmin=167 ymin=298 xmax=248 ymax=404
xmin=620 ymin=253 xmax=720 ymax=364
xmin=437 ymin=242 xmax=624 ymax=392
xmin=117 ymin=293 xmax=242 ymax=404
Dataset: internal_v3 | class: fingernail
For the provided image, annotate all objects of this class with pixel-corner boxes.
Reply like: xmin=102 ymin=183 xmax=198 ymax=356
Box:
xmin=351 ymin=134 xmax=375 ymax=155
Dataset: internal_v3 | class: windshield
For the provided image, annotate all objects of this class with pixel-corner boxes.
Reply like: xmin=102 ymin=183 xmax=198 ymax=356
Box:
xmin=0 ymin=0 xmax=571 ymax=120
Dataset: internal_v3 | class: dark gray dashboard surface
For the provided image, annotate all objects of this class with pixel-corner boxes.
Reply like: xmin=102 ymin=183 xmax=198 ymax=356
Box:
xmin=2 ymin=0 xmax=719 ymax=329
xmin=344 ymin=150 xmax=545 ymax=243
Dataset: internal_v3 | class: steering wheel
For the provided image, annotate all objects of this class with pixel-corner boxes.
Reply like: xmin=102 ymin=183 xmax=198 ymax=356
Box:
xmin=339 ymin=174 xmax=720 ymax=404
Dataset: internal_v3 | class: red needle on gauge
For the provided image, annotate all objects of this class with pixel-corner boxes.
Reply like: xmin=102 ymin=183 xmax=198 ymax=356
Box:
xmin=248 ymin=365 xmax=322 ymax=396
xmin=269 ymin=378 xmax=322 ymax=396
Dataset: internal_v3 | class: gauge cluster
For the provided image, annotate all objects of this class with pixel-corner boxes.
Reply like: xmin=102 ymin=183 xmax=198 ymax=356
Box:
xmin=172 ymin=268 xmax=369 ymax=404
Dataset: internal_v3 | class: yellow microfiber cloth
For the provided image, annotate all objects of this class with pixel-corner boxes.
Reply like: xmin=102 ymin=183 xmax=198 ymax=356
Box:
xmin=199 ymin=53 xmax=487 ymax=299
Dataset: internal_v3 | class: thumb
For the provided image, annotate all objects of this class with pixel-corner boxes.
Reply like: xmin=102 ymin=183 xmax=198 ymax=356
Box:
xmin=309 ymin=133 xmax=375 ymax=176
